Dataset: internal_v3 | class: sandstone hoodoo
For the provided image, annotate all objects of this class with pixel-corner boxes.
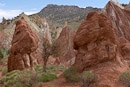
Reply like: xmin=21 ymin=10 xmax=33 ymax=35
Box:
xmin=8 ymin=17 xmax=40 ymax=72
xmin=73 ymin=11 xmax=130 ymax=87
xmin=74 ymin=12 xmax=117 ymax=72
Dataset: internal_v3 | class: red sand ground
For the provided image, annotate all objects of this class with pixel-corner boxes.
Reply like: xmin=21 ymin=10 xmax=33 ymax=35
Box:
xmin=43 ymin=76 xmax=81 ymax=87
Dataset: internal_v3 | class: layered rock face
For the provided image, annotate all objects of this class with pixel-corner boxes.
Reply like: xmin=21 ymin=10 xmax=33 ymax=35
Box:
xmin=54 ymin=26 xmax=76 ymax=66
xmin=106 ymin=1 xmax=130 ymax=40
xmin=73 ymin=10 xmax=130 ymax=87
xmin=8 ymin=17 xmax=39 ymax=72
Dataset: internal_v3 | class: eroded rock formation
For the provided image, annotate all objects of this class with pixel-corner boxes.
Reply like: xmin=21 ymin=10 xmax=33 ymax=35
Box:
xmin=73 ymin=2 xmax=130 ymax=86
xmin=8 ymin=17 xmax=39 ymax=72
xmin=54 ymin=26 xmax=76 ymax=66
xmin=74 ymin=11 xmax=119 ymax=71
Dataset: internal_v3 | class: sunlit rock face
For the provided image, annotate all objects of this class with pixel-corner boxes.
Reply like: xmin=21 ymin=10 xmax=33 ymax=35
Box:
xmin=8 ymin=17 xmax=40 ymax=72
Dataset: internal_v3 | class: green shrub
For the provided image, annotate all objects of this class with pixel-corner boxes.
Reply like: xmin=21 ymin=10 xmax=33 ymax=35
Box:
xmin=0 ymin=49 xmax=9 ymax=59
xmin=0 ymin=70 xmax=20 ymax=87
xmin=16 ymin=70 xmax=39 ymax=87
xmin=37 ymin=72 xmax=58 ymax=82
xmin=80 ymin=71 xmax=97 ymax=87
xmin=119 ymin=72 xmax=130 ymax=87
xmin=0 ymin=70 xmax=40 ymax=87
xmin=63 ymin=66 xmax=79 ymax=82
xmin=34 ymin=64 xmax=43 ymax=72
xmin=47 ymin=65 xmax=66 ymax=74
xmin=34 ymin=64 xmax=66 ymax=74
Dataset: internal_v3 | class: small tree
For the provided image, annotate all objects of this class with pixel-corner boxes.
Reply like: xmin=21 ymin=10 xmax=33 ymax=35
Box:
xmin=63 ymin=67 xmax=79 ymax=82
xmin=42 ymin=38 xmax=56 ymax=72
xmin=42 ymin=38 xmax=51 ymax=72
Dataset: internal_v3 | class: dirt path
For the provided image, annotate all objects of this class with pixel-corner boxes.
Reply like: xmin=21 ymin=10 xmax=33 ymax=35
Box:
xmin=43 ymin=75 xmax=81 ymax=87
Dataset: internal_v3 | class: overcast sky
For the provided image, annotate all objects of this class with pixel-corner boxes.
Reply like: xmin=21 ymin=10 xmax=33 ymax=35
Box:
xmin=0 ymin=0 xmax=129 ymax=22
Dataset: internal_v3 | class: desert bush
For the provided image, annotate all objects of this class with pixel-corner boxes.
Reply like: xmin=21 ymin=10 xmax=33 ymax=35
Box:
xmin=63 ymin=66 xmax=79 ymax=82
xmin=34 ymin=64 xmax=66 ymax=74
xmin=37 ymin=72 xmax=58 ymax=82
xmin=0 ymin=70 xmax=21 ymax=87
xmin=16 ymin=70 xmax=39 ymax=87
xmin=0 ymin=70 xmax=40 ymax=87
xmin=34 ymin=64 xmax=43 ymax=72
xmin=0 ymin=49 xmax=9 ymax=59
xmin=47 ymin=65 xmax=66 ymax=73
xmin=80 ymin=71 xmax=97 ymax=87
xmin=119 ymin=72 xmax=130 ymax=87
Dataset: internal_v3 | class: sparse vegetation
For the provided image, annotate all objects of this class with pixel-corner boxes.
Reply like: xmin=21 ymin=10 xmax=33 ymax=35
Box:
xmin=37 ymin=72 xmax=57 ymax=82
xmin=0 ymin=70 xmax=55 ymax=87
xmin=63 ymin=66 xmax=79 ymax=82
xmin=0 ymin=69 xmax=57 ymax=87
xmin=119 ymin=72 xmax=130 ymax=87
xmin=68 ymin=22 xmax=81 ymax=30
xmin=80 ymin=71 xmax=97 ymax=87
xmin=0 ymin=70 xmax=40 ymax=87
xmin=34 ymin=64 xmax=66 ymax=74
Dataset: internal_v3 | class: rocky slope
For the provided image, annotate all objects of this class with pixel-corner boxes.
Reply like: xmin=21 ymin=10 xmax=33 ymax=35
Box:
xmin=38 ymin=4 xmax=102 ymax=29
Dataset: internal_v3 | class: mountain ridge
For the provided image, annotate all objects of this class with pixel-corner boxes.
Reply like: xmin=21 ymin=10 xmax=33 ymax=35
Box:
xmin=37 ymin=4 xmax=102 ymax=29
